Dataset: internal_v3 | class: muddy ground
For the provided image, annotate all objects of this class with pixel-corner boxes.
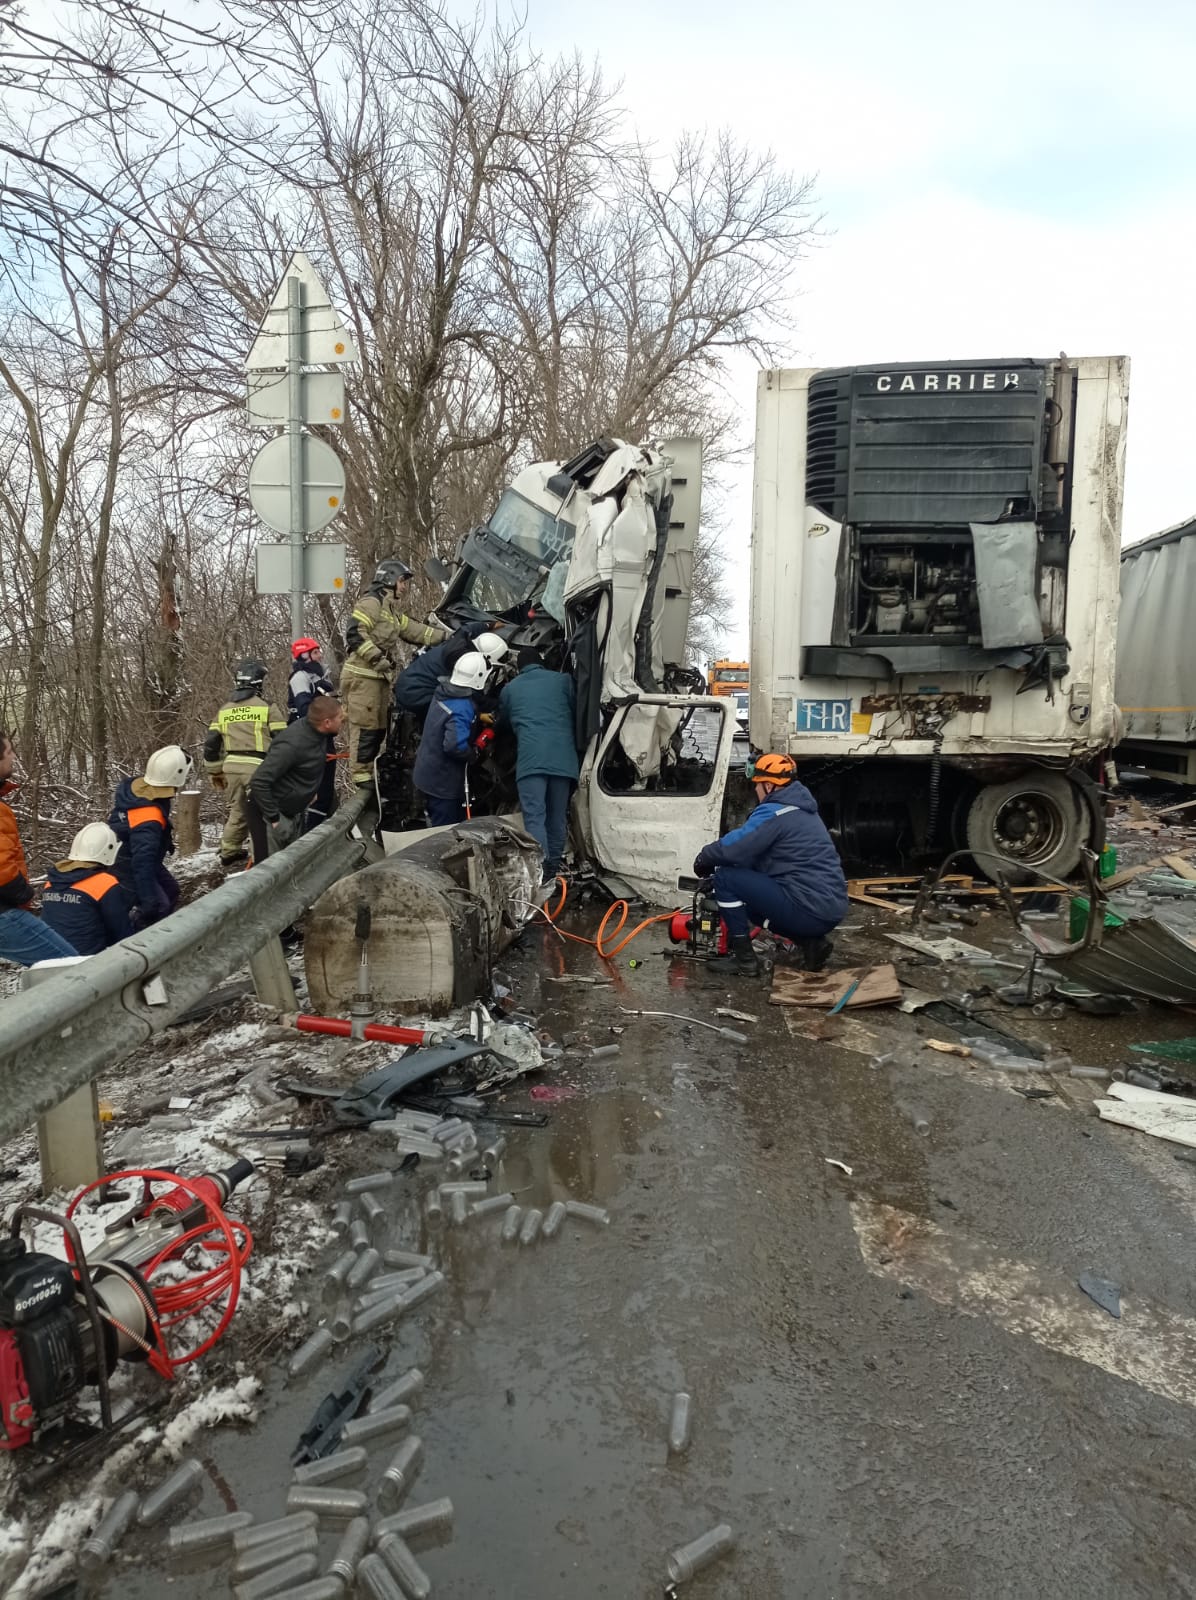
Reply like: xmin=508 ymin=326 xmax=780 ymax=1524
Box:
xmin=3 ymin=794 xmax=1196 ymax=1597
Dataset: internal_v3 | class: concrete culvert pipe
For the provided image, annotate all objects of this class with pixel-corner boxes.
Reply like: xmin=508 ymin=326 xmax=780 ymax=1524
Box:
xmin=303 ymin=817 xmax=541 ymax=1014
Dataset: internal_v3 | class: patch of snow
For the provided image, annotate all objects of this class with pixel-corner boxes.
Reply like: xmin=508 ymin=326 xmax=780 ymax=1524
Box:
xmin=0 ymin=1515 xmax=31 ymax=1595
xmin=157 ymin=1375 xmax=261 ymax=1460
xmin=7 ymin=1493 xmax=103 ymax=1599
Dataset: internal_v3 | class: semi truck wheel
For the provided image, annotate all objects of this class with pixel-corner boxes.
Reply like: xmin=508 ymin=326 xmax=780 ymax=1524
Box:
xmin=965 ymin=772 xmax=1088 ymax=883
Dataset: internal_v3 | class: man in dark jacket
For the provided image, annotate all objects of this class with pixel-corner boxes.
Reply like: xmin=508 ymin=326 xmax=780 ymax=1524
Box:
xmin=497 ymin=648 xmax=580 ymax=879
xmin=288 ymin=637 xmax=339 ymax=831
xmin=247 ymin=696 xmax=344 ymax=861
xmin=41 ymin=823 xmax=134 ymax=955
xmin=695 ymin=752 xmax=848 ymax=976
xmin=0 ymin=730 xmax=79 ymax=965
xmin=109 ymin=744 xmax=193 ymax=927
xmin=393 ymin=628 xmax=509 ymax=718
xmin=412 ymin=652 xmax=490 ymax=826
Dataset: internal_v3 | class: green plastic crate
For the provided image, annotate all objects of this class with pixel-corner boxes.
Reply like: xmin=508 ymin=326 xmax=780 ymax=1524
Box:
xmin=1068 ymin=895 xmax=1126 ymax=941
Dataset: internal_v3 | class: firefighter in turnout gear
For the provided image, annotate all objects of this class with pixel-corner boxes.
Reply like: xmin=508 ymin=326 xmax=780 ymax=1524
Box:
xmin=204 ymin=658 xmax=288 ymax=866
xmin=40 ymin=822 xmax=135 ymax=955
xmin=342 ymin=557 xmax=447 ymax=786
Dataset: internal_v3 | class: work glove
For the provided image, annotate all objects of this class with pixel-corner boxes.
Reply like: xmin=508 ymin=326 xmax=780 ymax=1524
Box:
xmin=693 ymin=850 xmax=714 ymax=877
xmin=473 ymin=726 xmax=496 ymax=755
xmin=210 ymin=772 xmax=227 ymax=792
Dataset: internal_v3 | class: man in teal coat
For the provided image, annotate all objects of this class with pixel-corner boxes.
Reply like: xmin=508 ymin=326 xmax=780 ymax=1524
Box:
xmin=497 ymin=648 xmax=580 ymax=879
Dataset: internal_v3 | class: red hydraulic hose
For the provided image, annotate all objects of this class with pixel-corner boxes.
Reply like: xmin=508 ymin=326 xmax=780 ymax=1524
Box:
xmin=293 ymin=1014 xmax=431 ymax=1046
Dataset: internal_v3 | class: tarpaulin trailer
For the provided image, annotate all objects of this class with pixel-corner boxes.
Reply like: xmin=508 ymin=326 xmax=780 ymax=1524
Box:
xmin=1116 ymin=517 xmax=1196 ymax=783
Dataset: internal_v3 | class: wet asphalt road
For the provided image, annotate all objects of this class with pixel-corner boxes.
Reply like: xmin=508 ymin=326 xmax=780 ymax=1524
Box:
xmin=114 ymin=915 xmax=1196 ymax=1600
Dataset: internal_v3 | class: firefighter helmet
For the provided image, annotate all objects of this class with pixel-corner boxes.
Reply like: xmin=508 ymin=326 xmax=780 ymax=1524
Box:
xmin=449 ymin=652 xmax=491 ymax=692
xmin=474 ymin=631 xmax=509 ymax=663
xmin=234 ymin=657 xmax=267 ymax=689
xmin=291 ymin=636 xmax=320 ymax=661
xmin=70 ymin=822 xmax=120 ymax=866
xmin=372 ymin=557 xmax=413 ymax=589
xmin=144 ymin=745 xmax=193 ymax=790
xmin=746 ymin=751 xmax=797 ymax=790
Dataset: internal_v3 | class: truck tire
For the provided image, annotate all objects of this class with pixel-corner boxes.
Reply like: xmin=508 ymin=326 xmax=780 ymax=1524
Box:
xmin=965 ymin=771 xmax=1089 ymax=884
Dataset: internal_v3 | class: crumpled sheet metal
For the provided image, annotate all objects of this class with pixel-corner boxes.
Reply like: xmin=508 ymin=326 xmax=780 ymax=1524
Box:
xmin=1032 ymin=916 xmax=1196 ymax=1003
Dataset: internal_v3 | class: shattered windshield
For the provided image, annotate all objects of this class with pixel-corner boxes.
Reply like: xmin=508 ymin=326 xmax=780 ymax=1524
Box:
xmin=490 ymin=489 xmax=574 ymax=564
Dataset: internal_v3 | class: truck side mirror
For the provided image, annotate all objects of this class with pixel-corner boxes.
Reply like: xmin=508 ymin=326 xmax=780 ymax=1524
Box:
xmin=424 ymin=557 xmax=451 ymax=587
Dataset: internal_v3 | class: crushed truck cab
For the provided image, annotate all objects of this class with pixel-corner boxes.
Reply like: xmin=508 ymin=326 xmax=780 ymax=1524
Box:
xmin=424 ymin=436 xmax=736 ymax=904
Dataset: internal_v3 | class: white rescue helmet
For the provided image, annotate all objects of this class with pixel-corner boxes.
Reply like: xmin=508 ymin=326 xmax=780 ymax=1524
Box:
xmin=144 ymin=745 xmax=193 ymax=790
xmin=449 ymin=652 xmax=491 ymax=692
xmin=473 ymin=631 xmax=509 ymax=664
xmin=70 ymin=822 xmax=120 ymax=866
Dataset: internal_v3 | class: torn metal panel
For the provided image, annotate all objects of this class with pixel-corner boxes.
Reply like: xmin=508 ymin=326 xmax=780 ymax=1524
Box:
xmin=971 ymin=521 xmax=1044 ymax=649
xmin=1035 ymin=914 xmax=1196 ymax=1003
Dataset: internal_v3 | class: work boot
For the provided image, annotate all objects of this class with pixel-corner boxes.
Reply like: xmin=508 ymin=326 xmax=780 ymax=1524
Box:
xmin=706 ymin=934 xmax=761 ymax=977
xmin=798 ymin=936 xmax=833 ymax=972
xmin=219 ymin=849 xmax=249 ymax=869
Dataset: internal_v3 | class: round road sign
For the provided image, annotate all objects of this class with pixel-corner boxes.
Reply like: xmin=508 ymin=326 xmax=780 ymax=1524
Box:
xmin=248 ymin=434 xmax=346 ymax=535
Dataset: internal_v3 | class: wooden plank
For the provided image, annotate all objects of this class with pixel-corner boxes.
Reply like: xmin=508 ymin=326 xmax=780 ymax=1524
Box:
xmin=1163 ymin=854 xmax=1196 ymax=881
xmin=1104 ymin=855 xmax=1174 ymax=890
xmin=1155 ymin=796 xmax=1196 ymax=818
xmin=847 ymin=890 xmax=911 ymax=916
xmin=848 ymin=873 xmax=972 ymax=890
xmin=770 ymin=963 xmax=902 ymax=1010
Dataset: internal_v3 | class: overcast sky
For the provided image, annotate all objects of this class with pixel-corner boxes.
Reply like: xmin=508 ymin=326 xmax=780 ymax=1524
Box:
xmin=521 ymin=0 xmax=1196 ymax=653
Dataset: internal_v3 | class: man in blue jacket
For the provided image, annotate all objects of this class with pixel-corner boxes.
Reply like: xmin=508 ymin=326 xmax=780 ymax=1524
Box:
xmin=694 ymin=752 xmax=847 ymax=976
xmin=412 ymin=652 xmax=491 ymax=825
xmin=108 ymin=744 xmax=192 ymax=927
xmin=41 ymin=823 xmax=134 ymax=955
xmin=498 ymin=648 xmax=580 ymax=880
xmin=394 ymin=628 xmax=509 ymax=718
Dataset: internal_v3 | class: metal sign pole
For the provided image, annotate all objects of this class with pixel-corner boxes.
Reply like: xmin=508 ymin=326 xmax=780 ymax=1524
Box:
xmin=287 ymin=274 xmax=304 ymax=635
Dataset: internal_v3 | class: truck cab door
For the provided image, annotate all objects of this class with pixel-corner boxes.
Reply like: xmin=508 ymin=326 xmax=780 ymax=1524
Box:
xmin=574 ymin=696 xmax=737 ymax=907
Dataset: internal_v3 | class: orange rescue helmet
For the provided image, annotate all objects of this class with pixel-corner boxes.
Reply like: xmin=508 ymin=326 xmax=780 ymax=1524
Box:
xmin=746 ymin=751 xmax=797 ymax=790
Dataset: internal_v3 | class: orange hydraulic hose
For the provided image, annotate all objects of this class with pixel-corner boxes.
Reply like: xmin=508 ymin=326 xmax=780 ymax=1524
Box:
xmin=531 ymin=877 xmax=682 ymax=961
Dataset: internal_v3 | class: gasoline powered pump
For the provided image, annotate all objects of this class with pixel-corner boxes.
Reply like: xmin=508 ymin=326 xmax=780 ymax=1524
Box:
xmin=0 ymin=1160 xmax=254 ymax=1456
xmin=667 ymin=886 xmax=728 ymax=960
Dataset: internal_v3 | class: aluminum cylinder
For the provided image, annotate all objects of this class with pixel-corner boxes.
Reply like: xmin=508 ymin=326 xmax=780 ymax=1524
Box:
xmin=78 ymin=1490 xmax=140 ymax=1572
xmin=383 ymin=1249 xmax=433 ymax=1270
xmin=321 ymin=1249 xmax=357 ymax=1304
xmin=518 ymin=1208 xmax=543 ymax=1246
xmin=349 ymin=1219 xmax=371 ymax=1250
xmin=292 ymin=1445 xmax=368 ymax=1485
xmin=564 ymin=1201 xmax=609 ymax=1227
xmin=359 ymin=1191 xmax=388 ymax=1237
xmin=470 ymin=1192 xmax=515 ymax=1219
xmin=369 ymin=1368 xmax=425 ymax=1414
xmin=234 ymin=1512 xmax=319 ymax=1554
xmin=288 ymin=1326 xmax=334 ymax=1379
xmin=327 ymin=1514 xmax=371 ymax=1585
xmin=666 ymin=1522 xmax=735 ymax=1584
xmin=377 ymin=1435 xmax=424 ymax=1513
xmin=449 ymin=1190 xmax=468 ymax=1228
xmin=668 ymin=1393 xmax=692 ymax=1454
xmin=340 ymin=1403 xmax=413 ymax=1445
xmin=500 ymin=1205 xmax=523 ymax=1243
xmin=541 ymin=1201 xmax=567 ymax=1239
xmin=346 ymin=1245 xmax=382 ymax=1291
xmin=331 ymin=1200 xmax=354 ymax=1237
xmin=284 ymin=1484 xmax=368 ymax=1521
xmin=166 ymin=1509 xmax=254 ymax=1555
xmin=356 ymin=1552 xmax=405 ymax=1600
xmin=138 ymin=1458 xmax=204 ymax=1526
xmin=232 ymin=1528 xmax=318 ymax=1579
xmin=372 ymin=1498 xmax=455 ymax=1544
xmin=233 ymin=1551 xmax=320 ymax=1600
xmin=378 ymin=1532 xmax=432 ymax=1598
xmin=345 ymin=1171 xmax=396 ymax=1195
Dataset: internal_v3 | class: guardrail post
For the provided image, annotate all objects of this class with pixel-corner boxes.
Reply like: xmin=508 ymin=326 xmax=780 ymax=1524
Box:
xmin=249 ymin=935 xmax=295 ymax=1011
xmin=22 ymin=960 xmax=106 ymax=1191
xmin=37 ymin=1083 xmax=104 ymax=1193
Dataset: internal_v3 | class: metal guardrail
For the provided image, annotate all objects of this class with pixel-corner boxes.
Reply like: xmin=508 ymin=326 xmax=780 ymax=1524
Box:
xmin=0 ymin=792 xmax=369 ymax=1144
